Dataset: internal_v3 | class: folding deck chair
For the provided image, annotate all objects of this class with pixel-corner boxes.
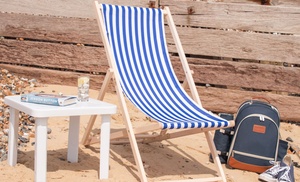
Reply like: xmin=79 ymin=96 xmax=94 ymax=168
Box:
xmin=82 ymin=1 xmax=235 ymax=181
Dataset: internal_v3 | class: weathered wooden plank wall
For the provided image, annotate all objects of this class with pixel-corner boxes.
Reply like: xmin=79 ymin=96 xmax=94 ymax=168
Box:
xmin=161 ymin=0 xmax=300 ymax=122
xmin=0 ymin=0 xmax=299 ymax=122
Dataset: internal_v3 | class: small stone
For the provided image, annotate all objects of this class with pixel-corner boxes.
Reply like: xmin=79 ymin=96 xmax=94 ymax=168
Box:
xmin=22 ymin=133 xmax=29 ymax=139
xmin=19 ymin=137 xmax=29 ymax=143
xmin=0 ymin=69 xmax=39 ymax=158
xmin=3 ymin=128 xmax=9 ymax=135
xmin=29 ymin=132 xmax=35 ymax=138
xmin=1 ymin=135 xmax=8 ymax=142
xmin=0 ymin=153 xmax=7 ymax=162
xmin=47 ymin=128 xmax=52 ymax=134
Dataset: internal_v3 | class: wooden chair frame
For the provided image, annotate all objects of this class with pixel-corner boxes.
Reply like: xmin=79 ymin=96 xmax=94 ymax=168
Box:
xmin=82 ymin=2 xmax=234 ymax=182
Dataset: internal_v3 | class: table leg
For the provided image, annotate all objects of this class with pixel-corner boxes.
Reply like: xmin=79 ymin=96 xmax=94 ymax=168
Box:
xmin=99 ymin=114 xmax=111 ymax=179
xmin=7 ymin=107 xmax=19 ymax=166
xmin=35 ymin=117 xmax=48 ymax=182
xmin=67 ymin=116 xmax=80 ymax=163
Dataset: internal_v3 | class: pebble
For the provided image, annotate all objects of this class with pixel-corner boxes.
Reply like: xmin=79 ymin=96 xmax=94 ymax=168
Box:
xmin=47 ymin=128 xmax=52 ymax=134
xmin=0 ymin=68 xmax=40 ymax=161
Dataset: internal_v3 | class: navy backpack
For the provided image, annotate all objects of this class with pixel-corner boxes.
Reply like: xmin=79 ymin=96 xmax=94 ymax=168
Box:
xmin=227 ymin=99 xmax=288 ymax=173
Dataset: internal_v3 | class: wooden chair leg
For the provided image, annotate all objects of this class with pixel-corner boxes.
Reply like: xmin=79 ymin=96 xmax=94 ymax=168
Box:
xmin=205 ymin=131 xmax=227 ymax=182
xmin=81 ymin=69 xmax=113 ymax=146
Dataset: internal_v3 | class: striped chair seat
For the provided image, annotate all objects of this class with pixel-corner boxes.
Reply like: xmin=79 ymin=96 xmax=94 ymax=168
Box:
xmin=101 ymin=4 xmax=231 ymax=130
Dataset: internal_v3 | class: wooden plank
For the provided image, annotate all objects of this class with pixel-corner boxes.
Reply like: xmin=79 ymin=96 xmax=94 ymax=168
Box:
xmin=196 ymin=86 xmax=300 ymax=122
xmin=166 ymin=2 xmax=300 ymax=35
xmin=1 ymin=39 xmax=299 ymax=94
xmin=166 ymin=27 xmax=300 ymax=64
xmin=171 ymin=57 xmax=300 ymax=94
xmin=0 ymin=64 xmax=112 ymax=91
xmin=2 ymin=64 xmax=299 ymax=122
xmin=195 ymin=0 xmax=300 ymax=7
xmin=2 ymin=13 xmax=299 ymax=65
xmin=0 ymin=39 xmax=108 ymax=73
xmin=0 ymin=0 xmax=150 ymax=18
xmin=2 ymin=2 xmax=300 ymax=43
xmin=0 ymin=12 xmax=102 ymax=45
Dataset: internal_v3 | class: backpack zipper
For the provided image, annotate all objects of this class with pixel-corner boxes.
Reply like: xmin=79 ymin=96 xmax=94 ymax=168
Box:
xmin=228 ymin=114 xmax=280 ymax=162
xmin=236 ymin=101 xmax=280 ymax=121
xmin=232 ymin=150 xmax=275 ymax=161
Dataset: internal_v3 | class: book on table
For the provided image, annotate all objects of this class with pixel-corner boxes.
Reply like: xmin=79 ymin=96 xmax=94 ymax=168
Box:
xmin=20 ymin=93 xmax=77 ymax=106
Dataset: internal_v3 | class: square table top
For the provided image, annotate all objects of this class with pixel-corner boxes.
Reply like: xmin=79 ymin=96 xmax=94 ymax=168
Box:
xmin=4 ymin=95 xmax=117 ymax=118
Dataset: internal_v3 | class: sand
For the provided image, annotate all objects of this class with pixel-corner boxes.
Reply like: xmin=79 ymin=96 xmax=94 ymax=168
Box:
xmin=0 ymin=84 xmax=299 ymax=182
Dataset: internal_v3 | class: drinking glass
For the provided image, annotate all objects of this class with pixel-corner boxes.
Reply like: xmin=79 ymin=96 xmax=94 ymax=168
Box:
xmin=78 ymin=76 xmax=89 ymax=102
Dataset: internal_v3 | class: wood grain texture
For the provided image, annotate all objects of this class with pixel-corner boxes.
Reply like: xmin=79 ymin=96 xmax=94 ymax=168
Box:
xmin=171 ymin=57 xmax=300 ymax=94
xmin=0 ymin=39 xmax=107 ymax=73
xmin=162 ymin=0 xmax=300 ymax=34
xmin=166 ymin=27 xmax=300 ymax=64
xmin=2 ymin=64 xmax=299 ymax=122
xmin=1 ymin=12 xmax=299 ymax=64
xmin=0 ymin=13 xmax=102 ymax=45
xmin=0 ymin=0 xmax=150 ymax=18
xmin=1 ymin=39 xmax=299 ymax=93
xmin=1 ymin=0 xmax=300 ymax=122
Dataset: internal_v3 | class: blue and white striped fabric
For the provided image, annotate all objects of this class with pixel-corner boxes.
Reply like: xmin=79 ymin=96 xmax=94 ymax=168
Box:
xmin=101 ymin=4 xmax=230 ymax=129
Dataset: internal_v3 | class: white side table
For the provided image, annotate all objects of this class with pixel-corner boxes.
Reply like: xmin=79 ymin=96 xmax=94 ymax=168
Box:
xmin=5 ymin=95 xmax=117 ymax=182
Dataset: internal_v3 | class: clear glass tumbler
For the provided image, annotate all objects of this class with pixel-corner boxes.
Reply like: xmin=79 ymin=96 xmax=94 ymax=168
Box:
xmin=77 ymin=76 xmax=89 ymax=102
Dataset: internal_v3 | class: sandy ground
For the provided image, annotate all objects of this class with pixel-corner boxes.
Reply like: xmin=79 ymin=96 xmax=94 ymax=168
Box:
xmin=0 ymin=84 xmax=299 ymax=182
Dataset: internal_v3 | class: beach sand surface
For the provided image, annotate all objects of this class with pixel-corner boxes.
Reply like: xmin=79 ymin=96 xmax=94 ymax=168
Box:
xmin=0 ymin=84 xmax=299 ymax=182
